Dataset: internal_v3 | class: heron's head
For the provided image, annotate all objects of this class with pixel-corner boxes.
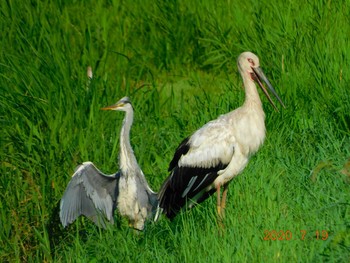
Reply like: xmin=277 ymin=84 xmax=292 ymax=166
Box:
xmin=101 ymin=96 xmax=133 ymax=112
xmin=237 ymin=51 xmax=285 ymax=110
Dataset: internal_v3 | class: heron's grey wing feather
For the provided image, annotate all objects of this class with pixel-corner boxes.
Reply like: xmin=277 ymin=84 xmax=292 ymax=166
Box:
xmin=59 ymin=166 xmax=103 ymax=227
xmin=59 ymin=162 xmax=120 ymax=228
xmin=81 ymin=162 xmax=120 ymax=221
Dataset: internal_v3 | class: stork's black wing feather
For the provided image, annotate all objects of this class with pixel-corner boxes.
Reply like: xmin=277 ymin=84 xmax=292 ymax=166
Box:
xmin=159 ymin=163 xmax=227 ymax=219
xmin=168 ymin=137 xmax=190 ymax=171
xmin=159 ymin=117 xmax=236 ymax=219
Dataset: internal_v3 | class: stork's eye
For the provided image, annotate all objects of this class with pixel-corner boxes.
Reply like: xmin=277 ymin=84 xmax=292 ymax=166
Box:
xmin=248 ymin=58 xmax=255 ymax=66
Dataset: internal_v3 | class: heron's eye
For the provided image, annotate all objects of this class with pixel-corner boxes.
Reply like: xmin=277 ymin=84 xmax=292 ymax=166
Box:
xmin=248 ymin=58 xmax=255 ymax=66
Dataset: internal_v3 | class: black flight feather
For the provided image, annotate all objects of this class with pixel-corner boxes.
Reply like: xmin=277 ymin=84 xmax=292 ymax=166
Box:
xmin=159 ymin=162 xmax=227 ymax=219
xmin=168 ymin=137 xmax=190 ymax=171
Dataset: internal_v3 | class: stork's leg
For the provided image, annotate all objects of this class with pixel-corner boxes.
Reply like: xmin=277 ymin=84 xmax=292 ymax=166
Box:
xmin=220 ymin=184 xmax=229 ymax=219
xmin=216 ymin=184 xmax=225 ymax=232
xmin=216 ymin=184 xmax=221 ymax=218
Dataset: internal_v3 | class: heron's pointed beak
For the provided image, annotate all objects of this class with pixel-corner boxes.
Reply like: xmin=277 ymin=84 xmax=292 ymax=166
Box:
xmin=252 ymin=67 xmax=285 ymax=111
xmin=101 ymin=102 xmax=123 ymax=111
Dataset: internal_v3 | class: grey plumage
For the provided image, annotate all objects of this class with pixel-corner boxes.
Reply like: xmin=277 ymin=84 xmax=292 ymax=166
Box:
xmin=60 ymin=162 xmax=120 ymax=228
xmin=59 ymin=97 xmax=157 ymax=231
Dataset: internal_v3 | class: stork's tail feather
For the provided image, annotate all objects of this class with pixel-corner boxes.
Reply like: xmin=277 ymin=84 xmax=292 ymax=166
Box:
xmin=154 ymin=206 xmax=163 ymax=222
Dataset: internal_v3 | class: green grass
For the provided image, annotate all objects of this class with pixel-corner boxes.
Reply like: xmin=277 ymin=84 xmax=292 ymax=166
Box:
xmin=1 ymin=0 xmax=350 ymax=261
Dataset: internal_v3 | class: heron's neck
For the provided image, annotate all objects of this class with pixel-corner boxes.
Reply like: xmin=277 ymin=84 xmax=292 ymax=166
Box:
xmin=119 ymin=108 xmax=139 ymax=173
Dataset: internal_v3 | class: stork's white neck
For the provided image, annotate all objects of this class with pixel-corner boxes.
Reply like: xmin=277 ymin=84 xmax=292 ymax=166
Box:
xmin=235 ymin=73 xmax=266 ymax=156
xmin=242 ymin=76 xmax=263 ymax=109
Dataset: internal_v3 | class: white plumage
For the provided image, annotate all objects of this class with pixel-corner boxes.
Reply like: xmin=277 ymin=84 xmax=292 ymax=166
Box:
xmin=157 ymin=51 xmax=285 ymax=221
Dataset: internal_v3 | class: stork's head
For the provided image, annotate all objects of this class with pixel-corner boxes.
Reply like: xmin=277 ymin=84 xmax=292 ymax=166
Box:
xmin=101 ymin=96 xmax=133 ymax=112
xmin=237 ymin=51 xmax=260 ymax=77
xmin=237 ymin=51 xmax=285 ymax=110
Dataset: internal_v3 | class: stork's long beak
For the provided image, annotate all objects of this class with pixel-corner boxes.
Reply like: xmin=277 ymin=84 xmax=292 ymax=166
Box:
xmin=252 ymin=67 xmax=285 ymax=111
xmin=101 ymin=102 xmax=123 ymax=111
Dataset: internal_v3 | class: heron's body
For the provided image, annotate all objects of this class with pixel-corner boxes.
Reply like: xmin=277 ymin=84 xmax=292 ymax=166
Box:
xmin=60 ymin=97 xmax=157 ymax=231
xmin=114 ymin=98 xmax=157 ymax=230
xmin=157 ymin=52 xmax=284 ymax=220
xmin=117 ymin=173 xmax=157 ymax=230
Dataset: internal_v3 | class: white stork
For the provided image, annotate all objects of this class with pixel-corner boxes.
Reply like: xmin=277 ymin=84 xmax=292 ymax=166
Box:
xmin=156 ymin=51 xmax=285 ymax=221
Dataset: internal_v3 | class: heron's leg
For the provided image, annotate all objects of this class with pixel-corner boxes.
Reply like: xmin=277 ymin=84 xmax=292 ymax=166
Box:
xmin=216 ymin=184 xmax=221 ymax=218
xmin=220 ymin=184 xmax=229 ymax=219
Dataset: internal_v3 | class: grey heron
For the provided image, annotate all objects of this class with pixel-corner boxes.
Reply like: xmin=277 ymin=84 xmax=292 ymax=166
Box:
xmin=156 ymin=52 xmax=285 ymax=221
xmin=60 ymin=97 xmax=157 ymax=231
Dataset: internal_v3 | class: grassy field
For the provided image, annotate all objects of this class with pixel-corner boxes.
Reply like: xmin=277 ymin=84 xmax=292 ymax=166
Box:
xmin=1 ymin=0 xmax=350 ymax=261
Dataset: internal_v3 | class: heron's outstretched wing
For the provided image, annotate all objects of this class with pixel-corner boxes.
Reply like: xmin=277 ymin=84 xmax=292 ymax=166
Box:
xmin=59 ymin=161 xmax=120 ymax=228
